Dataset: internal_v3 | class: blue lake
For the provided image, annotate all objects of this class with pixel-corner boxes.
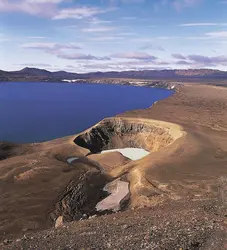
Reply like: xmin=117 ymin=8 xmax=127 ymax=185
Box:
xmin=0 ymin=82 xmax=173 ymax=143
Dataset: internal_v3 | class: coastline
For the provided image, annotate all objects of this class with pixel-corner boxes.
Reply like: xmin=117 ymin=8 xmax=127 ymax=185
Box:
xmin=0 ymin=82 xmax=174 ymax=144
xmin=61 ymin=78 xmax=178 ymax=90
xmin=0 ymin=78 xmax=178 ymax=91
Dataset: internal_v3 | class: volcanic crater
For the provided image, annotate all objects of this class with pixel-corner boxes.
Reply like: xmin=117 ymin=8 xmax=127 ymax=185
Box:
xmin=74 ymin=117 xmax=185 ymax=154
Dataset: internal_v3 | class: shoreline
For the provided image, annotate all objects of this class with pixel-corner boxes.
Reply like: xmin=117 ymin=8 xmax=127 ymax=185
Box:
xmin=0 ymin=78 xmax=178 ymax=91
xmin=0 ymin=82 xmax=174 ymax=144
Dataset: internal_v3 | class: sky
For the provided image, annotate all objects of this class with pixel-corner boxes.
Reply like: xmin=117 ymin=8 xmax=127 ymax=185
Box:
xmin=0 ymin=0 xmax=227 ymax=72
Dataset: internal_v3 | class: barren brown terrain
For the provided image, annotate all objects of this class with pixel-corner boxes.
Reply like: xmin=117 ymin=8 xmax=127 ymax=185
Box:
xmin=0 ymin=83 xmax=227 ymax=249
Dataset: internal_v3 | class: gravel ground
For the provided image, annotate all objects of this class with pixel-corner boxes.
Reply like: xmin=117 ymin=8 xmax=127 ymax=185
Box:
xmin=1 ymin=199 xmax=227 ymax=250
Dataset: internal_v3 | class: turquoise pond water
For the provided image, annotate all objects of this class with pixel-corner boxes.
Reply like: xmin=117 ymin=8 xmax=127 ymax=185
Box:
xmin=0 ymin=82 xmax=173 ymax=143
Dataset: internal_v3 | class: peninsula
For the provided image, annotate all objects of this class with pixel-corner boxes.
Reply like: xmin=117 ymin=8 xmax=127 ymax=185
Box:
xmin=0 ymin=78 xmax=227 ymax=249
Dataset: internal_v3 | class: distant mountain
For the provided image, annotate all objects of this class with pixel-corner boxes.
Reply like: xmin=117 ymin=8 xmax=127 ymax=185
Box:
xmin=84 ymin=69 xmax=227 ymax=79
xmin=18 ymin=67 xmax=52 ymax=77
xmin=0 ymin=67 xmax=83 ymax=82
xmin=1 ymin=67 xmax=227 ymax=82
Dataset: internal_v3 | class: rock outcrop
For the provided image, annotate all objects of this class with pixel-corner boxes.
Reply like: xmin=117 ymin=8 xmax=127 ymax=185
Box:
xmin=50 ymin=169 xmax=107 ymax=223
xmin=74 ymin=117 xmax=185 ymax=154
xmin=0 ymin=142 xmax=32 ymax=161
xmin=55 ymin=216 xmax=64 ymax=228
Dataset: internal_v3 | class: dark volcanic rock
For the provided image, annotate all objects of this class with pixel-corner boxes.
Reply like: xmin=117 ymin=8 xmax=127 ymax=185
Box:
xmin=50 ymin=169 xmax=108 ymax=223
xmin=74 ymin=117 xmax=179 ymax=153
xmin=0 ymin=142 xmax=26 ymax=160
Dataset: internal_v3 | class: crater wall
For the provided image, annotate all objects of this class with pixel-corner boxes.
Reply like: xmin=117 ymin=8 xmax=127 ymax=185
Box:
xmin=74 ymin=117 xmax=185 ymax=154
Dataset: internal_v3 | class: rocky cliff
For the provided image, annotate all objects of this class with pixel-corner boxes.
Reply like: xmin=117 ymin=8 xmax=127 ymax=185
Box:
xmin=74 ymin=117 xmax=185 ymax=154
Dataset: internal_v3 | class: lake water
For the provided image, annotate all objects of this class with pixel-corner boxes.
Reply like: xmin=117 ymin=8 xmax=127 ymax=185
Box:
xmin=0 ymin=82 xmax=173 ymax=143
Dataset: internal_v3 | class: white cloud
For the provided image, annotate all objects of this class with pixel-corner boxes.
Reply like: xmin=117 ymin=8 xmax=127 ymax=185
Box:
xmin=206 ymin=31 xmax=227 ymax=38
xmin=172 ymin=53 xmax=186 ymax=59
xmin=58 ymin=53 xmax=111 ymax=60
xmin=173 ymin=0 xmax=201 ymax=10
xmin=140 ymin=43 xmax=165 ymax=51
xmin=21 ymin=42 xmax=55 ymax=48
xmin=81 ymin=26 xmax=117 ymax=33
xmin=78 ymin=59 xmax=171 ymax=72
xmin=111 ymin=52 xmax=157 ymax=60
xmin=87 ymin=18 xmax=113 ymax=25
xmin=90 ymin=36 xmax=124 ymax=41
xmin=131 ymin=38 xmax=153 ymax=42
xmin=26 ymin=0 xmax=64 ymax=3
xmin=180 ymin=23 xmax=227 ymax=27
xmin=53 ymin=7 xmax=114 ymax=20
xmin=172 ymin=53 xmax=227 ymax=67
xmin=0 ymin=0 xmax=114 ymax=20
xmin=0 ymin=0 xmax=58 ymax=17
xmin=115 ymin=32 xmax=136 ymax=37
xmin=179 ymin=23 xmax=218 ymax=27
xmin=14 ymin=63 xmax=52 ymax=67
xmin=156 ymin=36 xmax=179 ymax=40
xmin=0 ymin=33 xmax=10 ymax=42
xmin=0 ymin=38 xmax=9 ymax=42
xmin=26 ymin=36 xmax=46 ymax=39
xmin=121 ymin=16 xmax=137 ymax=20
xmin=109 ymin=0 xmax=145 ymax=5
xmin=21 ymin=42 xmax=81 ymax=50
xmin=21 ymin=41 xmax=111 ymax=61
xmin=185 ymin=36 xmax=217 ymax=40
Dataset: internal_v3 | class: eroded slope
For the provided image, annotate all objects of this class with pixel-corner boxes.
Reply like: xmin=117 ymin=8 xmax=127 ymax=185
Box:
xmin=74 ymin=117 xmax=184 ymax=153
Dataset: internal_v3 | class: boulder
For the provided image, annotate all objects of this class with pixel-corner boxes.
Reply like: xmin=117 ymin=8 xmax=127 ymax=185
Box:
xmin=55 ymin=216 xmax=64 ymax=228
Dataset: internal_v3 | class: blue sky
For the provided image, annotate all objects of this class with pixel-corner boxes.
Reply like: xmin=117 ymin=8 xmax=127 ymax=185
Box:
xmin=1 ymin=0 xmax=227 ymax=72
